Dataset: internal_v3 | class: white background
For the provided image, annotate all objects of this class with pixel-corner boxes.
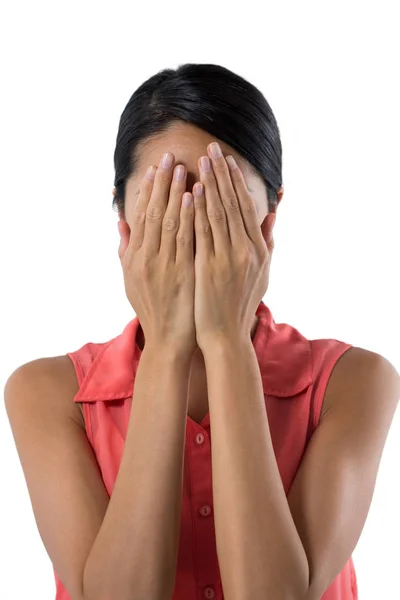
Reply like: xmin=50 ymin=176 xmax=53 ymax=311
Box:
xmin=1 ymin=1 xmax=399 ymax=598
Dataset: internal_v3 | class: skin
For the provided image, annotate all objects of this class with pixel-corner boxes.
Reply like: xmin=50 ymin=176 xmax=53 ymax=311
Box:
xmin=5 ymin=121 xmax=399 ymax=599
xmin=115 ymin=130 xmax=400 ymax=597
xmin=111 ymin=125 xmax=400 ymax=596
xmin=114 ymin=120 xmax=284 ymax=371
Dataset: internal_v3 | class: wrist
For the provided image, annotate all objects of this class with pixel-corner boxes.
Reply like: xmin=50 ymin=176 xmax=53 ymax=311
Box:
xmin=141 ymin=341 xmax=195 ymax=365
xmin=198 ymin=333 xmax=253 ymax=358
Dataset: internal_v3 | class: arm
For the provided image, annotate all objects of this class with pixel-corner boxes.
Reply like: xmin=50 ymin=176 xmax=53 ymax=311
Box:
xmin=203 ymin=340 xmax=399 ymax=600
xmin=83 ymin=344 xmax=191 ymax=600
xmin=204 ymin=337 xmax=309 ymax=600
xmin=4 ymin=346 xmax=191 ymax=600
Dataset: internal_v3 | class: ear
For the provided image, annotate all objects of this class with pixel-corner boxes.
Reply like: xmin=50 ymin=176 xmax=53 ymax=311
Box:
xmin=260 ymin=212 xmax=276 ymax=254
xmin=117 ymin=219 xmax=131 ymax=263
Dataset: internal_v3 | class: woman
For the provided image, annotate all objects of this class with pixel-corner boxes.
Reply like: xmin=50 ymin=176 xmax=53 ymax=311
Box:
xmin=5 ymin=63 xmax=399 ymax=600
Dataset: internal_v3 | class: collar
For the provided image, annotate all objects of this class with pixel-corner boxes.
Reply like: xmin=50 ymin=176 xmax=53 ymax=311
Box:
xmin=74 ymin=302 xmax=313 ymax=403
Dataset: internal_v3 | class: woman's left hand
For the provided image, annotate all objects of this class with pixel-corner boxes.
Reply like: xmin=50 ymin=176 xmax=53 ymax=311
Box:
xmin=193 ymin=142 xmax=276 ymax=351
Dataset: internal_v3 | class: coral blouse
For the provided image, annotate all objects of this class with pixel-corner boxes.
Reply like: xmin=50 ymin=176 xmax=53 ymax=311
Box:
xmin=53 ymin=301 xmax=358 ymax=599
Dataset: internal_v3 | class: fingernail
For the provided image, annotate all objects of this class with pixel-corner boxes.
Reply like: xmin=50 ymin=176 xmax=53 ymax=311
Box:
xmin=174 ymin=165 xmax=185 ymax=181
xmin=183 ymin=193 xmax=193 ymax=207
xmin=162 ymin=152 xmax=173 ymax=169
xmin=146 ymin=165 xmax=156 ymax=180
xmin=194 ymin=183 xmax=204 ymax=196
xmin=201 ymin=156 xmax=211 ymax=171
xmin=226 ymin=155 xmax=238 ymax=170
xmin=209 ymin=142 xmax=222 ymax=159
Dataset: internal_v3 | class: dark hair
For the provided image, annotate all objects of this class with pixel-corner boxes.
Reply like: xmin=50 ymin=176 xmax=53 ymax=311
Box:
xmin=113 ymin=63 xmax=283 ymax=220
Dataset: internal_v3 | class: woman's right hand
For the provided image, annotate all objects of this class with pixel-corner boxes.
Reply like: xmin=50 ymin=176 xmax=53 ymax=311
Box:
xmin=117 ymin=152 xmax=197 ymax=357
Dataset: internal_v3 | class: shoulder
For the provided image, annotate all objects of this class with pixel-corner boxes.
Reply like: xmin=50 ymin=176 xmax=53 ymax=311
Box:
xmin=321 ymin=345 xmax=400 ymax=419
xmin=4 ymin=355 xmax=84 ymax=428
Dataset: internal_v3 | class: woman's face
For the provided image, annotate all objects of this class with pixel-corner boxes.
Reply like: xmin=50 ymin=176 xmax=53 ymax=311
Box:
xmin=122 ymin=120 xmax=283 ymax=247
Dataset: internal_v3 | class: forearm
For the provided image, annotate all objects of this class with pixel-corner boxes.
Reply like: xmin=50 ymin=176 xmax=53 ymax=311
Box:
xmin=83 ymin=344 xmax=191 ymax=600
xmin=203 ymin=338 xmax=309 ymax=600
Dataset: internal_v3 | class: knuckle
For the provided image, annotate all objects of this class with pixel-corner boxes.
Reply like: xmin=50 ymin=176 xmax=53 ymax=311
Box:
xmin=176 ymin=233 xmax=190 ymax=247
xmin=213 ymin=160 xmax=228 ymax=174
xmin=133 ymin=209 xmax=146 ymax=224
xmin=138 ymin=254 xmax=154 ymax=274
xmin=222 ymin=194 xmax=239 ymax=210
xmin=157 ymin=169 xmax=172 ymax=184
xmin=207 ymin=207 xmax=225 ymax=221
xmin=239 ymin=247 xmax=253 ymax=264
xmin=146 ymin=204 xmax=163 ymax=221
xmin=238 ymin=252 xmax=248 ymax=265
xmin=242 ymin=201 xmax=258 ymax=214
xmin=162 ymin=215 xmax=179 ymax=232
xmin=198 ymin=221 xmax=211 ymax=235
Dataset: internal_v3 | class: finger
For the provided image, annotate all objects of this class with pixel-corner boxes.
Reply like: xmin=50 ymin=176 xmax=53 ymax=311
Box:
xmin=207 ymin=142 xmax=247 ymax=246
xmin=225 ymin=155 xmax=266 ymax=253
xmin=128 ymin=165 xmax=157 ymax=253
xmin=159 ymin=164 xmax=188 ymax=260
xmin=143 ymin=152 xmax=175 ymax=255
xmin=198 ymin=155 xmax=230 ymax=256
xmin=193 ymin=182 xmax=213 ymax=259
xmin=176 ymin=192 xmax=195 ymax=265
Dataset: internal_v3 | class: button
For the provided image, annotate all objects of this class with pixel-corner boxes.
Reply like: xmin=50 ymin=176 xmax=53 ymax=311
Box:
xmin=195 ymin=433 xmax=205 ymax=445
xmin=204 ymin=587 xmax=215 ymax=599
xmin=199 ymin=505 xmax=212 ymax=517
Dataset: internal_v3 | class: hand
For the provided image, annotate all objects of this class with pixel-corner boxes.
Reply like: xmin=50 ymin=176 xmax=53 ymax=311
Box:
xmin=118 ymin=152 xmax=197 ymax=356
xmin=193 ymin=143 xmax=276 ymax=350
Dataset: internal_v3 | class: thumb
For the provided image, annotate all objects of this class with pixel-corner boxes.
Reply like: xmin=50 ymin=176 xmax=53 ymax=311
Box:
xmin=117 ymin=220 xmax=130 ymax=263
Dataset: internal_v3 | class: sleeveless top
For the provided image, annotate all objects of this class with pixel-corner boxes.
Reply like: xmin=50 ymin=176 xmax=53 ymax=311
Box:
xmin=53 ymin=301 xmax=358 ymax=600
